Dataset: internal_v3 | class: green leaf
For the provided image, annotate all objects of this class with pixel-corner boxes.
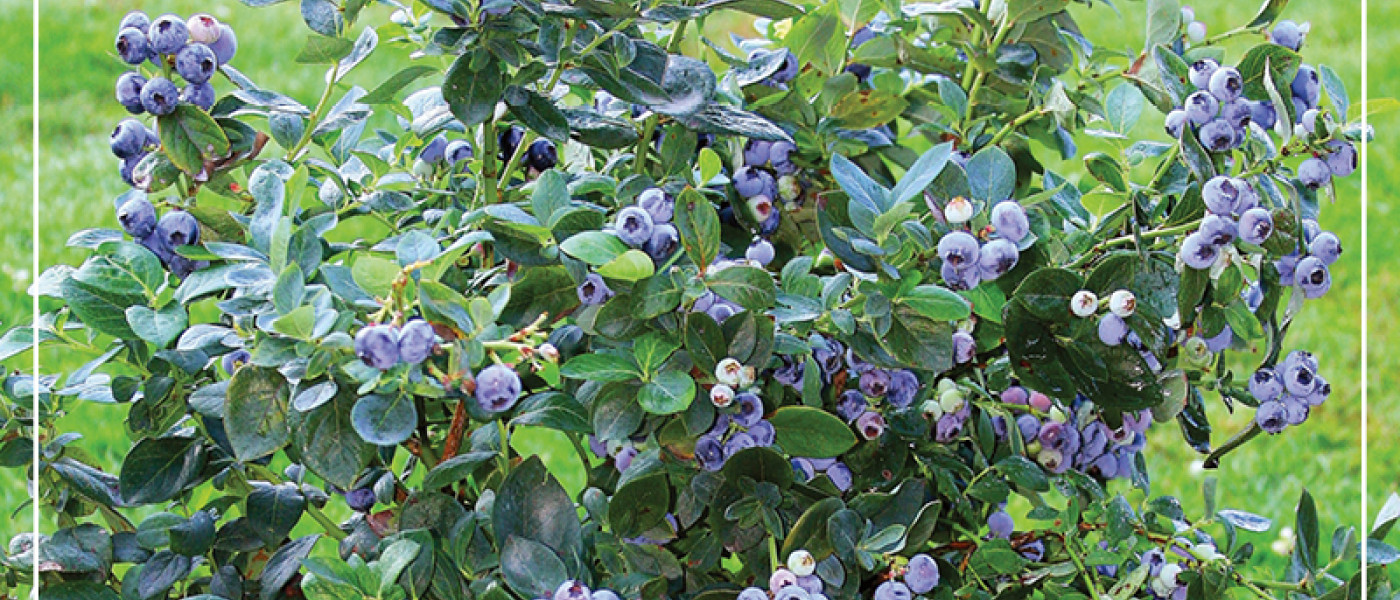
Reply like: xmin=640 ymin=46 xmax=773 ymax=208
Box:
xmin=494 ymin=456 xmax=582 ymax=555
xmin=1003 ymin=0 xmax=1069 ymax=23
xmin=125 ymin=303 xmax=188 ymax=349
xmin=965 ymin=146 xmax=1016 ymax=203
xmin=638 ymin=371 xmax=696 ymax=415
xmin=560 ymin=231 xmax=628 ymax=265
xmin=610 ymin=474 xmax=671 ymax=537
xmin=1223 ymin=301 xmax=1265 ymax=341
xmin=500 ymin=537 xmax=567 ymax=599
xmin=421 ymin=451 xmax=497 ymax=490
xmin=225 ymin=368 xmax=291 ymax=461
xmin=560 ymin=354 xmax=641 ymax=382
xmin=768 ymin=406 xmax=858 ymax=458
xmin=361 ymin=65 xmax=439 ymax=104
xmin=261 ymin=536 xmax=319 ymax=600
xmin=889 ymin=142 xmax=954 ymax=206
xmin=443 ymin=51 xmax=503 ymax=128
xmin=1144 ymin=0 xmax=1181 ymax=53
xmin=881 ymin=303 xmax=954 ymax=373
xmin=674 ymin=188 xmax=721 ymax=268
xmin=418 ymin=280 xmax=476 ymax=335
xmin=138 ymin=551 xmax=192 ymax=600
xmin=633 ymin=332 xmax=681 ymax=374
xmin=784 ymin=0 xmax=844 ymax=74
xmin=1104 ymin=84 xmax=1145 ymax=134
xmin=1236 ymin=43 xmax=1301 ymax=102
xmin=157 ymin=105 xmax=231 ymax=175
xmin=899 ymin=285 xmax=972 ymax=321
xmin=505 ymin=85 xmax=571 ymax=142
xmin=351 ymin=393 xmax=418 ymax=446
xmin=1246 ymin=0 xmax=1291 ymax=28
xmin=119 ymin=437 xmax=205 ymax=505
xmin=247 ymin=484 xmax=306 ymax=547
xmin=295 ymin=35 xmax=354 ymax=63
xmin=597 ymin=250 xmax=656 ymax=281
xmin=1295 ymin=488 xmax=1319 ymax=572
xmin=295 ymin=391 xmax=372 ymax=490
xmin=829 ymin=89 xmax=908 ymax=129
xmin=707 ymin=265 xmax=777 ymax=311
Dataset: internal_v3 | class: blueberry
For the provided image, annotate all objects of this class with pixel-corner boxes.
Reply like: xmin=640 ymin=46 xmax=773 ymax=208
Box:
xmin=769 ymin=141 xmax=797 ymax=175
xmin=115 ymin=28 xmax=152 ymax=65
xmin=733 ymin=166 xmax=775 ymax=199
xmin=768 ymin=50 xmax=799 ymax=85
xmin=615 ymin=206 xmax=654 ymax=247
xmin=795 ymin=574 xmax=822 ymax=594
xmin=398 ymin=319 xmax=436 ymax=364
xmin=175 ymin=43 xmax=218 ymax=85
xmin=140 ymin=77 xmax=180 ymax=116
xmin=837 ymin=390 xmax=867 ymax=422
xmin=987 ymin=510 xmax=1014 ymax=539
xmin=1311 ymin=231 xmax=1342 ymax=265
xmin=525 ymin=139 xmax=557 ymax=171
xmin=725 ymin=431 xmax=758 ymax=455
xmin=116 ymin=72 xmax=148 ymax=114
xmin=1300 ymin=108 xmax=1322 ymax=135
xmin=744 ymin=140 xmax=772 ymax=166
xmin=737 ymin=588 xmax=768 ymax=600
xmin=1302 ymin=218 xmax=1322 ymax=243
xmin=940 ymin=260 xmax=981 ymax=291
xmin=1188 ymin=58 xmax=1219 ymax=90
xmin=812 ymin=336 xmax=844 ymax=379
xmin=577 ymin=273 xmax=613 ymax=305
xmin=937 ymin=231 xmax=980 ymax=270
xmin=1202 ymin=175 xmax=1238 ymax=215
xmin=1285 ymin=349 xmax=1319 ymax=373
xmin=695 ymin=435 xmax=726 ymax=470
xmin=221 ymin=349 xmax=251 ymax=375
xmin=1198 ymin=119 xmax=1238 ymax=152
xmin=859 ymin=368 xmax=891 ymax=397
xmin=773 ymin=586 xmax=810 ymax=600
xmin=1199 ymin=213 xmax=1237 ymax=246
xmin=1208 ymin=67 xmax=1243 ymax=102
xmin=1186 ymin=20 xmax=1208 ymax=42
xmin=1002 ymin=386 xmax=1029 ymax=405
xmin=157 ymin=210 xmax=200 ymax=248
xmin=644 ymin=223 xmax=679 ymax=263
xmin=497 ymin=126 xmax=525 ymax=161
xmin=1326 ymin=141 xmax=1357 ymax=177
xmin=117 ymin=197 xmax=158 ymax=239
xmin=121 ymin=155 xmax=144 ymax=187
xmin=759 ymin=205 xmax=781 ymax=236
xmin=1292 ymin=65 xmax=1321 ymax=107
xmin=1098 ymin=314 xmax=1128 ymax=346
xmin=906 ymin=553 xmax=940 ymax=594
xmin=1306 ymin=376 xmax=1331 ymax=406
xmin=355 ymin=325 xmax=400 ymax=370
xmin=187 ymin=14 xmax=222 ymax=44
xmin=844 ymin=62 xmax=872 ymax=82
xmin=706 ymin=298 xmax=739 ymax=323
xmin=1219 ymin=100 xmax=1252 ymax=129
xmin=554 ymin=580 xmax=591 ymax=600
xmin=1256 ymin=400 xmax=1288 ymax=434
xmin=1293 ymin=255 xmax=1331 ymax=299
xmin=592 ymin=590 xmax=622 ymax=600
xmin=1016 ymin=414 xmax=1041 ymax=441
xmin=774 ymin=356 xmax=805 ymax=387
xmin=1272 ymin=20 xmax=1304 ymax=50
xmin=991 ymin=201 xmax=1029 ymax=242
xmin=1165 ymin=109 xmax=1190 ymax=138
xmin=874 ymin=580 xmax=911 ymax=600
xmin=475 ymin=364 xmax=523 ymax=412
xmin=419 ymin=135 xmax=448 ymax=163
xmin=1281 ymin=395 xmax=1309 ymax=425
xmin=1249 ymin=101 xmax=1278 ymax=130
xmin=977 ymin=238 xmax=1019 ymax=280
xmin=120 ymin=11 xmax=152 ymax=32
xmin=182 ymin=82 xmax=216 ymax=111
xmin=749 ymin=420 xmax=776 ymax=446
xmin=1233 ymin=178 xmax=1260 ymax=213
xmin=638 ymin=188 xmax=674 ymax=223
xmin=110 ymin=119 xmax=148 ymax=159
xmin=1298 ymin=157 xmax=1331 ymax=189
xmin=445 ymin=140 xmax=474 ymax=169
xmin=735 ymin=392 xmax=764 ymax=427
xmin=746 ymin=238 xmax=775 ymax=265
xmin=1237 ymin=208 xmax=1274 ymax=245
xmin=147 ymin=14 xmax=189 ymax=55
xmin=208 ymin=24 xmax=238 ymax=65
xmin=826 ymin=462 xmax=852 ymax=491
xmin=1183 ymin=91 xmax=1219 ymax=126
xmin=345 ymin=487 xmax=376 ymax=512
xmin=953 ymin=331 xmax=975 ymax=364
xmin=887 ymin=370 xmax=919 ymax=408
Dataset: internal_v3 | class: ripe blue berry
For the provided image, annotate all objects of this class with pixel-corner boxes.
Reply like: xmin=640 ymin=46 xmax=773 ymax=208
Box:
xmin=115 ymin=28 xmax=152 ymax=65
xmin=116 ymin=72 xmax=148 ymax=114
xmin=445 ymin=140 xmax=473 ymax=168
xmin=120 ymin=11 xmax=152 ymax=32
xmin=1199 ymin=213 xmax=1237 ymax=246
xmin=859 ymin=368 xmax=891 ymax=397
xmin=695 ymin=435 xmax=725 ymax=470
xmin=1326 ymin=141 xmax=1357 ymax=177
xmin=1311 ymin=231 xmax=1341 ymax=265
xmin=953 ymin=330 xmax=975 ymax=364
xmin=733 ymin=166 xmax=775 ymax=199
xmin=1256 ymin=400 xmax=1288 ymax=434
xmin=837 ymin=390 xmax=866 ymax=422
xmin=117 ymin=197 xmax=157 ymax=239
xmin=208 ymin=24 xmax=238 ymax=65
xmin=768 ymin=50 xmax=799 ymax=85
xmin=827 ymin=462 xmax=853 ymax=491
xmin=750 ymin=420 xmax=776 ymax=446
xmin=887 ymin=370 xmax=919 ymax=408
xmin=874 ymin=580 xmax=911 ymax=600
xmin=158 ymin=210 xmax=200 ymax=248
xmin=110 ymin=119 xmax=148 ymax=159
xmin=744 ymin=140 xmax=771 ymax=166
xmin=147 ymin=14 xmax=189 ymax=55
xmin=937 ymin=231 xmax=980 ymax=270
xmin=1272 ymin=20 xmax=1304 ymax=50
xmin=1188 ymin=58 xmax=1219 ymax=90
xmin=638 ymin=188 xmax=674 ymax=223
xmin=1208 ymin=67 xmax=1243 ymax=103
xmin=419 ymin=136 xmax=447 ymax=163
xmin=987 ymin=510 xmax=1014 ymax=539
xmin=176 ymin=43 xmax=218 ymax=84
xmin=397 ymin=319 xmax=436 ymax=364
xmin=1202 ymin=176 xmax=1238 ymax=215
xmin=735 ymin=392 xmax=764 ymax=427
xmin=615 ymin=206 xmax=655 ymax=247
xmin=355 ymin=325 xmax=400 ymax=370
xmin=940 ymin=260 xmax=981 ymax=291
xmin=139 ymin=77 xmax=180 ymax=116
xmin=1292 ymin=65 xmax=1321 ymax=108
xmin=1180 ymin=232 xmax=1218 ymax=269
xmin=706 ymin=299 xmax=738 ymax=323
xmin=1250 ymin=368 xmax=1284 ymax=402
xmin=1165 ymin=109 xmax=1189 ymax=138
xmin=221 ymin=349 xmax=251 ymax=374
xmin=592 ymin=590 xmax=622 ymax=600
xmin=1299 ymin=157 xmax=1331 ymax=189
xmin=645 ymin=223 xmax=680 ymax=263
xmin=497 ymin=126 xmax=525 ymax=161
xmin=1293 ymin=256 xmax=1331 ymax=298
xmin=991 ymin=201 xmax=1029 ymax=242
xmin=737 ymin=588 xmax=767 ymax=600
xmin=1098 ymin=314 xmax=1128 ymax=346
xmin=475 ymin=364 xmax=522 ymax=412
xmin=1238 ymin=208 xmax=1274 ymax=245
xmin=182 ymin=82 xmax=215 ymax=111
xmin=906 ymin=553 xmax=940 ymax=594
xmin=1249 ymin=101 xmax=1278 ymax=130
xmin=526 ymin=139 xmax=558 ymax=171
xmin=769 ymin=141 xmax=797 ymax=175
xmin=345 ymin=488 xmax=376 ymax=512
xmin=1183 ymin=91 xmax=1219 ymax=126
xmin=746 ymin=238 xmax=775 ymax=265
xmin=1219 ymin=100 xmax=1252 ymax=129
xmin=576 ymin=273 xmax=613 ymax=305
xmin=1198 ymin=119 xmax=1238 ymax=152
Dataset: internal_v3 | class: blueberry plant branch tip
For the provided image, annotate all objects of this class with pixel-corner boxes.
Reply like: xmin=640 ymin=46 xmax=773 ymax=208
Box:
xmin=1203 ymin=421 xmax=1263 ymax=469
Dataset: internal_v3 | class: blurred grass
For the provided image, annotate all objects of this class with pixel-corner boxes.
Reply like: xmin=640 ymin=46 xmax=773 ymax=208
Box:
xmin=16 ymin=0 xmax=1364 ymax=582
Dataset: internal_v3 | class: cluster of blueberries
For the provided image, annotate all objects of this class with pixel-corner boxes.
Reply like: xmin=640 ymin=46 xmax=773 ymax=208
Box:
xmin=575 ymin=186 xmax=682 ymax=306
xmin=1178 ymin=175 xmax=1271 ymax=270
xmin=1010 ymin=388 xmax=1153 ymax=480
xmin=1163 ymin=60 xmax=1260 ymax=153
xmin=1277 ymin=218 xmax=1341 ymax=300
xmin=412 ymin=134 xmax=475 ymax=179
xmin=109 ymin=119 xmax=160 ymax=188
xmin=733 ymin=138 xmax=800 ymax=236
xmin=113 ymin=197 xmax=207 ymax=278
xmin=1250 ymin=350 xmax=1330 ymax=434
xmin=730 ymin=549 xmax=940 ymax=600
xmin=935 ymin=199 xmax=1028 ymax=291
xmin=542 ymin=580 xmax=623 ymax=600
xmin=498 ymin=125 xmax=559 ymax=175
xmin=352 ymin=321 xmax=524 ymax=413
xmin=114 ymin=11 xmax=235 ymax=116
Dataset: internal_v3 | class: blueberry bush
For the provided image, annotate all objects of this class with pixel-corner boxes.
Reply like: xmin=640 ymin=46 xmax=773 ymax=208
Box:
xmin=8 ymin=0 xmax=1372 ymax=598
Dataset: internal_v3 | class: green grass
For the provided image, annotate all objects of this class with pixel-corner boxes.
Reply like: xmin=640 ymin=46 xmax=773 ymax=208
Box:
xmin=11 ymin=0 xmax=1366 ymax=585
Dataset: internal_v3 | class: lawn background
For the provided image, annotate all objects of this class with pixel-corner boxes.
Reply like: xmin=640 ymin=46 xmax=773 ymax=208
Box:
xmin=5 ymin=0 xmax=1368 ymax=586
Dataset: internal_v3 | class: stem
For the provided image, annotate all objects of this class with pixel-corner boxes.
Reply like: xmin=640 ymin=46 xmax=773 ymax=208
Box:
xmin=963 ymin=17 xmax=1013 ymax=124
xmin=497 ymin=130 xmax=538 ymax=194
xmin=987 ymin=108 xmax=1048 ymax=147
xmin=634 ymin=116 xmax=660 ymax=176
xmin=1197 ymin=25 xmax=1267 ymax=47
xmin=496 ymin=419 xmax=512 ymax=475
xmin=1203 ymin=422 xmax=1262 ymax=469
xmin=768 ymin=532 xmax=780 ymax=573
xmin=482 ymin=119 xmax=500 ymax=207
xmin=285 ymin=62 xmax=342 ymax=161
xmin=306 ymin=503 xmax=350 ymax=541
xmin=1062 ymin=536 xmax=1105 ymax=599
